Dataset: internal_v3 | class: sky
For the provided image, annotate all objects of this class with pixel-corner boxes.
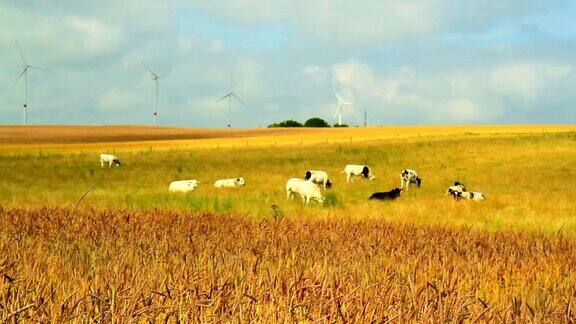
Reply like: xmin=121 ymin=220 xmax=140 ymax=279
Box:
xmin=0 ymin=0 xmax=575 ymax=127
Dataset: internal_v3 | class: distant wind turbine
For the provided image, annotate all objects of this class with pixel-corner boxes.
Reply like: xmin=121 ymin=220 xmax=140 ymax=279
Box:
xmin=12 ymin=40 xmax=50 ymax=126
xmin=332 ymin=85 xmax=352 ymax=126
xmin=218 ymin=92 xmax=245 ymax=128
xmin=142 ymin=63 xmax=169 ymax=127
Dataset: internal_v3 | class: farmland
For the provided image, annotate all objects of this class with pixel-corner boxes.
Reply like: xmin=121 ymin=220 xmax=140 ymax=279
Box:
xmin=1 ymin=125 xmax=576 ymax=321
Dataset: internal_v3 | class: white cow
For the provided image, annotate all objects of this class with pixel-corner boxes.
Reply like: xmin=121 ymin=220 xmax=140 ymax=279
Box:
xmin=304 ymin=170 xmax=332 ymax=189
xmin=400 ymin=169 xmax=422 ymax=190
xmin=100 ymin=154 xmax=121 ymax=168
xmin=286 ymin=178 xmax=325 ymax=205
xmin=214 ymin=177 xmax=245 ymax=188
xmin=342 ymin=165 xmax=376 ymax=183
xmin=169 ymin=180 xmax=199 ymax=193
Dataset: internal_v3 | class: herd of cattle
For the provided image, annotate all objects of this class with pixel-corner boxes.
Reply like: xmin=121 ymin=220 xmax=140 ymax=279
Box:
xmin=100 ymin=153 xmax=486 ymax=205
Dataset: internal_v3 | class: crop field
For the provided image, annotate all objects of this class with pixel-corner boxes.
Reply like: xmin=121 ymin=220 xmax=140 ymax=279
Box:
xmin=1 ymin=125 xmax=576 ymax=321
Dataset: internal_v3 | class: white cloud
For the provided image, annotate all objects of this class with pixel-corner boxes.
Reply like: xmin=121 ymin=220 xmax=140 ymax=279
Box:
xmin=65 ymin=16 xmax=124 ymax=54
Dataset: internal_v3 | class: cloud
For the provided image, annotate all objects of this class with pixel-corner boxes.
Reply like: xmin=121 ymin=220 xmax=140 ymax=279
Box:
xmin=64 ymin=16 xmax=124 ymax=54
xmin=0 ymin=1 xmax=574 ymax=126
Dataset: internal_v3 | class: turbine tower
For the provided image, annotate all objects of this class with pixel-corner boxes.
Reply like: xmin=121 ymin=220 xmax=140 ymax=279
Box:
xmin=12 ymin=40 xmax=50 ymax=126
xmin=142 ymin=63 xmax=168 ymax=127
xmin=218 ymin=92 xmax=245 ymax=128
xmin=332 ymin=86 xmax=352 ymax=126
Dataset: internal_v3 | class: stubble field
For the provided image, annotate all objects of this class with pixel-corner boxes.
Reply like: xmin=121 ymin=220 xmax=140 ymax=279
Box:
xmin=1 ymin=125 xmax=575 ymax=321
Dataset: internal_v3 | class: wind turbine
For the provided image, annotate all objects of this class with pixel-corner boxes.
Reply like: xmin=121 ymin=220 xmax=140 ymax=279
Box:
xmin=217 ymin=92 xmax=245 ymax=128
xmin=12 ymin=40 xmax=50 ymax=126
xmin=332 ymin=85 xmax=352 ymax=126
xmin=142 ymin=63 xmax=169 ymax=127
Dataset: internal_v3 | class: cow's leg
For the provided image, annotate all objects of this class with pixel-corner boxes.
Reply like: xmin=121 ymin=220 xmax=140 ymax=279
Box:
xmin=100 ymin=160 xmax=104 ymax=168
xmin=286 ymin=190 xmax=292 ymax=200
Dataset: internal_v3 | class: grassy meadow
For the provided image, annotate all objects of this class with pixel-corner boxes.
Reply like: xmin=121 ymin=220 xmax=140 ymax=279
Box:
xmin=1 ymin=125 xmax=576 ymax=321
xmin=1 ymin=127 xmax=575 ymax=234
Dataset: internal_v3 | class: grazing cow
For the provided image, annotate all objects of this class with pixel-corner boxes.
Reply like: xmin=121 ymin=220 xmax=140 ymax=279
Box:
xmin=169 ymin=180 xmax=199 ymax=193
xmin=369 ymin=188 xmax=403 ymax=201
xmin=286 ymin=178 xmax=325 ymax=205
xmin=446 ymin=182 xmax=467 ymax=196
xmin=304 ymin=170 xmax=333 ymax=189
xmin=214 ymin=177 xmax=245 ymax=188
xmin=100 ymin=154 xmax=121 ymax=168
xmin=458 ymin=191 xmax=486 ymax=201
xmin=400 ymin=169 xmax=422 ymax=190
xmin=342 ymin=165 xmax=376 ymax=183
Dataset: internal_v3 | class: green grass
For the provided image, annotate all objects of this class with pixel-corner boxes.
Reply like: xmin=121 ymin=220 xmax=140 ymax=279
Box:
xmin=1 ymin=132 xmax=575 ymax=234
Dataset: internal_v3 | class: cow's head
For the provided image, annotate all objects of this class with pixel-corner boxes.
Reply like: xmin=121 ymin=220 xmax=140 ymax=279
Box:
xmin=362 ymin=166 xmax=376 ymax=180
xmin=325 ymin=180 xmax=333 ymax=188
xmin=236 ymin=177 xmax=245 ymax=186
xmin=112 ymin=159 xmax=121 ymax=167
xmin=416 ymin=177 xmax=422 ymax=187
xmin=392 ymin=188 xmax=402 ymax=196
xmin=304 ymin=171 xmax=312 ymax=180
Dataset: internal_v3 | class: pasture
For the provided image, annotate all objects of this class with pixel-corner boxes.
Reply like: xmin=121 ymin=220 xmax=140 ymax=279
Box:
xmin=1 ymin=126 xmax=575 ymax=233
xmin=1 ymin=125 xmax=576 ymax=321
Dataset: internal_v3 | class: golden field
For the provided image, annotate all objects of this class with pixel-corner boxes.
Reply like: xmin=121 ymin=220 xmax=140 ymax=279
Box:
xmin=1 ymin=125 xmax=576 ymax=321
xmin=2 ymin=208 xmax=576 ymax=322
xmin=1 ymin=124 xmax=573 ymax=152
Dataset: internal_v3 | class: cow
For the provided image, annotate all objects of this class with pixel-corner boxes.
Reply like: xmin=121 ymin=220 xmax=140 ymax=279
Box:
xmin=369 ymin=188 xmax=403 ymax=201
xmin=304 ymin=170 xmax=332 ymax=189
xmin=286 ymin=178 xmax=325 ymax=205
xmin=400 ymin=169 xmax=422 ymax=190
xmin=342 ymin=165 xmax=376 ymax=183
xmin=168 ymin=180 xmax=199 ymax=193
xmin=100 ymin=154 xmax=121 ymax=168
xmin=446 ymin=182 xmax=467 ymax=196
xmin=214 ymin=177 xmax=245 ymax=188
xmin=458 ymin=191 xmax=486 ymax=201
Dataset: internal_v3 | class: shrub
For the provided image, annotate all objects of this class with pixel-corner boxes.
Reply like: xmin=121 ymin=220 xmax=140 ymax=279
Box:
xmin=267 ymin=120 xmax=303 ymax=128
xmin=304 ymin=117 xmax=330 ymax=128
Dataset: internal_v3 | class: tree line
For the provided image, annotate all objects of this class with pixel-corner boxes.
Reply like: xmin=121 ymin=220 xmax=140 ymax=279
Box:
xmin=268 ymin=117 xmax=348 ymax=128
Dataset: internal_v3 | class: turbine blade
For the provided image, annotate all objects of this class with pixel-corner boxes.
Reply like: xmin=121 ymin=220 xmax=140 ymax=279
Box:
xmin=15 ymin=40 xmax=27 ymax=65
xmin=141 ymin=62 xmax=157 ymax=77
xmin=28 ymin=65 xmax=51 ymax=71
xmin=333 ymin=86 xmax=342 ymax=102
xmin=231 ymin=92 xmax=245 ymax=106
xmin=157 ymin=67 xmax=172 ymax=79
xmin=217 ymin=93 xmax=232 ymax=102
xmin=12 ymin=68 xmax=26 ymax=87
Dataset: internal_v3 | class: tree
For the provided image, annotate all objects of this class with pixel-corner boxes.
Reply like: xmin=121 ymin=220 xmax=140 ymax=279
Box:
xmin=304 ymin=117 xmax=330 ymax=128
xmin=267 ymin=119 xmax=303 ymax=128
xmin=333 ymin=123 xmax=349 ymax=128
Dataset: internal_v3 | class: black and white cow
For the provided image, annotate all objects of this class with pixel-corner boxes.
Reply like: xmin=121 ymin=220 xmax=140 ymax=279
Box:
xmin=343 ymin=165 xmax=376 ymax=183
xmin=304 ymin=170 xmax=333 ymax=189
xmin=449 ymin=190 xmax=486 ymax=201
xmin=400 ymin=169 xmax=422 ymax=190
xmin=100 ymin=154 xmax=121 ymax=168
xmin=446 ymin=182 xmax=467 ymax=196
xmin=369 ymin=188 xmax=402 ymax=201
